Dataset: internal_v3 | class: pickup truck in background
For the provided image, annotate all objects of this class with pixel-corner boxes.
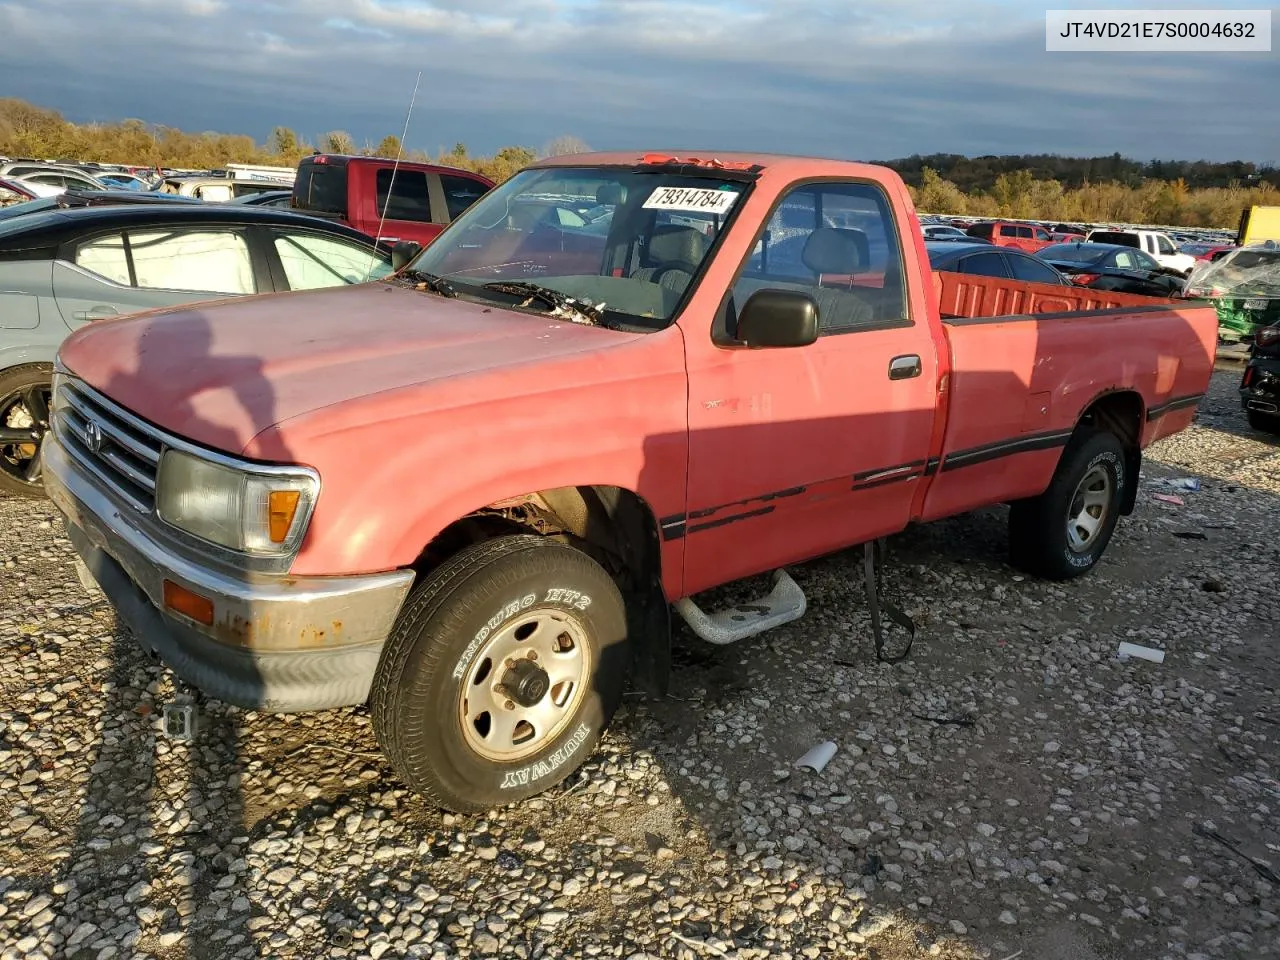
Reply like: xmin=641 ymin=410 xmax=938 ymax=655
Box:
xmin=1086 ymin=228 xmax=1198 ymax=276
xmin=44 ymin=152 xmax=1218 ymax=813
xmin=291 ymin=154 xmax=494 ymax=246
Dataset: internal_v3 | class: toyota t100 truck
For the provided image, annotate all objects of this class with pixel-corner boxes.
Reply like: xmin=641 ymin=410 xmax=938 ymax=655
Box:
xmin=43 ymin=151 xmax=1218 ymax=812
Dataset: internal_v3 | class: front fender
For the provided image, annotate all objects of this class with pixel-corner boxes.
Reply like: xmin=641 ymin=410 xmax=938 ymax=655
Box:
xmin=274 ymin=372 xmax=691 ymax=584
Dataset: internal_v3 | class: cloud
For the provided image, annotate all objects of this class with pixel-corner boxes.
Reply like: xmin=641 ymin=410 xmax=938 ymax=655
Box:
xmin=0 ymin=0 xmax=1275 ymax=162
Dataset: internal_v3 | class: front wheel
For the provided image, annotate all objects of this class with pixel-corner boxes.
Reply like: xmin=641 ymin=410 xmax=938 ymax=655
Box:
xmin=0 ymin=364 xmax=53 ymax=499
xmin=1008 ymin=429 xmax=1126 ymax=580
xmin=370 ymin=535 xmax=630 ymax=812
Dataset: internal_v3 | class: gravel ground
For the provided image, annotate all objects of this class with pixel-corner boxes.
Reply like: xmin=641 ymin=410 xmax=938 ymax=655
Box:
xmin=2 ymin=367 xmax=1278 ymax=960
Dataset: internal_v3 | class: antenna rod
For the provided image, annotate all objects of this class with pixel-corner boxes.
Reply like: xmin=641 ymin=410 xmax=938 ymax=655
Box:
xmin=375 ymin=70 xmax=422 ymax=250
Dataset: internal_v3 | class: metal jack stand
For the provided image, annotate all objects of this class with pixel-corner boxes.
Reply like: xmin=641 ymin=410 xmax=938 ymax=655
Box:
xmin=863 ymin=539 xmax=916 ymax=663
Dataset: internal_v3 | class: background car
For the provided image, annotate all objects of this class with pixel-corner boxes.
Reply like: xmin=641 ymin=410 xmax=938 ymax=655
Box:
xmin=0 ymin=163 xmax=109 ymax=193
xmin=964 ymin=220 xmax=1055 ymax=253
xmin=921 ymin=224 xmax=972 ymax=241
xmin=1037 ymin=242 xmax=1185 ymax=297
xmin=1240 ymin=323 xmax=1280 ymax=434
xmin=925 ymin=240 xmax=1071 ymax=285
xmin=228 ymin=189 xmax=295 ymax=208
xmin=0 ymin=204 xmax=395 ymax=496
xmin=94 ymin=173 xmax=150 ymax=191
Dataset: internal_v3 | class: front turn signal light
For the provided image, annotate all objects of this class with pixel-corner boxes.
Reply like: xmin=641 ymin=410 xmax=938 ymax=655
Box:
xmin=268 ymin=490 xmax=302 ymax=543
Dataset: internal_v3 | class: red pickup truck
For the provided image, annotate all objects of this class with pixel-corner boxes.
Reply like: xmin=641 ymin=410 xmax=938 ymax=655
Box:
xmin=43 ymin=152 xmax=1217 ymax=812
xmin=291 ymin=154 xmax=494 ymax=246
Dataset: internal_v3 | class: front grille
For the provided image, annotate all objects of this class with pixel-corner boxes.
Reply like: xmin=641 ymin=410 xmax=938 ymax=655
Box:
xmin=54 ymin=378 xmax=164 ymax=512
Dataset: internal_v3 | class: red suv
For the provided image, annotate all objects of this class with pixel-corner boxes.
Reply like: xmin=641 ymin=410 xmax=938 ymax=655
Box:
xmin=965 ymin=221 xmax=1054 ymax=253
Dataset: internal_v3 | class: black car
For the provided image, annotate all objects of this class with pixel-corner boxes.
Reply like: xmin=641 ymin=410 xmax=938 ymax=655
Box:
xmin=924 ymin=240 xmax=1071 ymax=285
xmin=1240 ymin=324 xmax=1280 ymax=435
xmin=1037 ymin=242 xmax=1184 ymax=298
xmin=228 ymin=190 xmax=295 ymax=208
xmin=0 ymin=204 xmax=394 ymax=496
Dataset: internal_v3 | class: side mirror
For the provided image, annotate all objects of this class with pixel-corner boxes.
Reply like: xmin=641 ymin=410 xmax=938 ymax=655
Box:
xmin=391 ymin=240 xmax=422 ymax=272
xmin=736 ymin=289 xmax=819 ymax=348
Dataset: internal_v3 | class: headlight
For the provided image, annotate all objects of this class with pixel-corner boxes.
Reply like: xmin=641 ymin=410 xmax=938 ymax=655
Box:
xmin=155 ymin=449 xmax=318 ymax=555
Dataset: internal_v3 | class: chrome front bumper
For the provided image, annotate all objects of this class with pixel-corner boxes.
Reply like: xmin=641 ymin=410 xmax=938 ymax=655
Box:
xmin=42 ymin=431 xmax=415 ymax=712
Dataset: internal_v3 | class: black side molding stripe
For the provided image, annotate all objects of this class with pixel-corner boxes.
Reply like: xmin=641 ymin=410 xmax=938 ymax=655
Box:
xmin=687 ymin=485 xmax=807 ymax=520
xmin=941 ymin=429 xmax=1073 ymax=472
xmin=1146 ymin=393 xmax=1205 ymax=421
xmin=686 ymin=505 xmax=776 ymax=534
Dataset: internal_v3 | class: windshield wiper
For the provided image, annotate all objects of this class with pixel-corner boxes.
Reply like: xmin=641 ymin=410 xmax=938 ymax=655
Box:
xmin=481 ymin=280 xmax=609 ymax=327
xmin=398 ymin=268 xmax=458 ymax=298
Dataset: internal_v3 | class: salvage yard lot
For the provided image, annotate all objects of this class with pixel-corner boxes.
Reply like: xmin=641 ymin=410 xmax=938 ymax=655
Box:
xmin=2 ymin=367 xmax=1278 ymax=960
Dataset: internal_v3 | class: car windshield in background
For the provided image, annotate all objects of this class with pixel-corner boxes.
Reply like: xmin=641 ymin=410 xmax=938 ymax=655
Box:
xmin=407 ymin=166 xmax=750 ymax=328
xmin=1087 ymin=231 xmax=1138 ymax=247
xmin=1039 ymin=242 xmax=1112 ymax=264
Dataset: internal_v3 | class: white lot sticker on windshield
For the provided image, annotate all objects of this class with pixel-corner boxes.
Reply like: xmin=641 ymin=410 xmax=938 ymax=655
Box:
xmin=642 ymin=186 xmax=740 ymax=216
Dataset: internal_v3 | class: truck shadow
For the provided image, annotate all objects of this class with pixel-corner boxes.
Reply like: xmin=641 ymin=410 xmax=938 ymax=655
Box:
xmin=56 ymin=310 xmax=276 ymax=959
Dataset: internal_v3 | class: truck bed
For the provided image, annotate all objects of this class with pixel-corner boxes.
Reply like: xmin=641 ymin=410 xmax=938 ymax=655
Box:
xmin=919 ymin=271 xmax=1219 ymax=523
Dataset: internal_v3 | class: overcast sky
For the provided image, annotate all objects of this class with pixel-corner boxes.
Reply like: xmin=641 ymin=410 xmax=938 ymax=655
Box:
xmin=1 ymin=0 xmax=1276 ymax=163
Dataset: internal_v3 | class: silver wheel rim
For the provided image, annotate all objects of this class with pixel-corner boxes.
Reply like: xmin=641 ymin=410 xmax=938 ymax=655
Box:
xmin=459 ymin=608 xmax=591 ymax=762
xmin=1066 ymin=464 xmax=1112 ymax=553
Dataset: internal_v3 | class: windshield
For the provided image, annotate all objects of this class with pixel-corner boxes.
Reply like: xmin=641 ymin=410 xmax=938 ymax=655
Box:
xmin=406 ymin=166 xmax=750 ymax=328
xmin=1184 ymin=243 xmax=1280 ymax=300
xmin=1039 ymin=242 xmax=1109 ymax=264
xmin=0 ymin=197 xmax=59 ymax=222
xmin=1087 ymin=231 xmax=1138 ymax=248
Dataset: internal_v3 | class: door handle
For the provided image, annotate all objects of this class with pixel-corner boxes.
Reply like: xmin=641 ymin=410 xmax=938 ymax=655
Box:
xmin=888 ymin=354 xmax=922 ymax=380
xmin=74 ymin=306 xmax=120 ymax=321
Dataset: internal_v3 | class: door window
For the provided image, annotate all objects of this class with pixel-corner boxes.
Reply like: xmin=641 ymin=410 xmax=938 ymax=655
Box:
xmin=1113 ymin=251 xmax=1136 ymax=270
xmin=375 ymin=169 xmax=433 ymax=222
xmin=999 ymin=225 xmax=1019 ymax=237
xmin=956 ymin=252 xmax=1010 ymax=278
xmin=75 ymin=233 xmax=132 ymax=285
xmin=1156 ymin=235 xmax=1176 ymax=255
xmin=439 ymin=175 xmax=489 ymax=220
xmin=127 ymin=229 xmax=256 ymax=294
xmin=734 ymin=180 xmax=907 ymax=333
xmin=1009 ymin=254 xmax=1063 ymax=285
xmin=1015 ymin=226 xmax=1034 ymax=239
xmin=273 ymin=231 xmax=393 ymax=289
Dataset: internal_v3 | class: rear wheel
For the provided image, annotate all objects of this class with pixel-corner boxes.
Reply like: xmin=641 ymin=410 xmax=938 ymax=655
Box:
xmin=1009 ymin=429 xmax=1126 ymax=580
xmin=370 ymin=535 xmax=630 ymax=812
xmin=1247 ymin=409 xmax=1280 ymax=435
xmin=0 ymin=364 xmax=53 ymax=499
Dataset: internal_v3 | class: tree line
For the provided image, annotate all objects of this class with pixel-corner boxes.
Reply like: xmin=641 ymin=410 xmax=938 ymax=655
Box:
xmin=908 ymin=166 xmax=1275 ymax=228
xmin=1 ymin=97 xmax=1273 ymax=228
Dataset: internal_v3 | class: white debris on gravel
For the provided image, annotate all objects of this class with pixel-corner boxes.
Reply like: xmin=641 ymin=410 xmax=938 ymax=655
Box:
xmin=1 ymin=369 xmax=1278 ymax=960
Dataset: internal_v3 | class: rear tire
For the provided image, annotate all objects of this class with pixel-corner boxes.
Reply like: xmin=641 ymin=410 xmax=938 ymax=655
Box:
xmin=370 ymin=535 xmax=630 ymax=813
xmin=1009 ymin=429 xmax=1126 ymax=580
xmin=1247 ymin=409 xmax=1280 ymax=435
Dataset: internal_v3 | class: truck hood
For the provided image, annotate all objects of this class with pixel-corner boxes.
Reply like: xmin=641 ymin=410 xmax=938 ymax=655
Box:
xmin=58 ymin=282 xmax=642 ymax=455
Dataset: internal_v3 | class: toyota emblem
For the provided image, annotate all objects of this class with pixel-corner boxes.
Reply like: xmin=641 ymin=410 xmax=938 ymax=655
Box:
xmin=82 ymin=419 xmax=103 ymax=453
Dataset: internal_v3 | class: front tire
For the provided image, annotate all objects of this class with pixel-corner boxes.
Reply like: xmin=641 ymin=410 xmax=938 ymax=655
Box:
xmin=370 ymin=535 xmax=630 ymax=812
xmin=0 ymin=364 xmax=53 ymax=499
xmin=1008 ymin=429 xmax=1126 ymax=580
